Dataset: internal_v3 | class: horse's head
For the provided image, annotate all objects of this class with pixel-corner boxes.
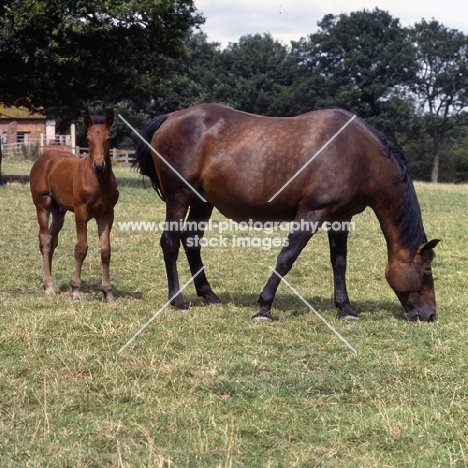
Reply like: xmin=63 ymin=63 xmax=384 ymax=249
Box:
xmin=84 ymin=109 xmax=114 ymax=174
xmin=385 ymin=239 xmax=440 ymax=321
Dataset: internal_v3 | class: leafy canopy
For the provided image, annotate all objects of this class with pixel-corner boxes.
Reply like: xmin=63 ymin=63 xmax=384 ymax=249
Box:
xmin=0 ymin=0 xmax=202 ymax=112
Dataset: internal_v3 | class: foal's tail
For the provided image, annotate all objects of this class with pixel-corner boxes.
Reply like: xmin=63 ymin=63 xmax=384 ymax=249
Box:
xmin=132 ymin=115 xmax=168 ymax=201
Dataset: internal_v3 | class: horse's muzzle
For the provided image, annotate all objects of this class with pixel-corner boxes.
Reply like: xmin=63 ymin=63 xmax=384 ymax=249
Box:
xmin=406 ymin=308 xmax=436 ymax=322
xmin=93 ymin=161 xmax=106 ymax=173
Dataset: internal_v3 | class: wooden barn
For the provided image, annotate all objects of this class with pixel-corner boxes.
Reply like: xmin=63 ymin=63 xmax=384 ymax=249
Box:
xmin=0 ymin=105 xmax=56 ymax=147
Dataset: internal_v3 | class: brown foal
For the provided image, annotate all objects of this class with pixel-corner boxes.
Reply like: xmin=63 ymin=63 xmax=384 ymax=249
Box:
xmin=30 ymin=109 xmax=119 ymax=302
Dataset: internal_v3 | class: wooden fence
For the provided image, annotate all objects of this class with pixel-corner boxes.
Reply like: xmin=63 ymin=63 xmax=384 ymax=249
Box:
xmin=1 ymin=141 xmax=136 ymax=164
xmin=78 ymin=147 xmax=136 ymax=164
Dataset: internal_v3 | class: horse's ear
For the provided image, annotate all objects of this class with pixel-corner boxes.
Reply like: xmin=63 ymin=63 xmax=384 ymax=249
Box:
xmin=420 ymin=239 xmax=441 ymax=254
xmin=84 ymin=109 xmax=93 ymax=128
xmin=105 ymin=109 xmax=114 ymax=128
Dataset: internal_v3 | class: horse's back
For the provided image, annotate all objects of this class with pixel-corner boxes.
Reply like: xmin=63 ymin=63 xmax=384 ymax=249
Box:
xmin=30 ymin=149 xmax=78 ymax=179
xmin=153 ymin=104 xmax=387 ymax=221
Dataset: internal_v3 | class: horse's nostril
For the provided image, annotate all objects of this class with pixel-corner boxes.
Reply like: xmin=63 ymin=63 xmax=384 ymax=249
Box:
xmin=93 ymin=161 xmax=105 ymax=172
xmin=428 ymin=313 xmax=436 ymax=322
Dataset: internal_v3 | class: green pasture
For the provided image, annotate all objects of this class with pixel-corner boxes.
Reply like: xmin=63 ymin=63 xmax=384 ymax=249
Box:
xmin=1 ymin=159 xmax=468 ymax=467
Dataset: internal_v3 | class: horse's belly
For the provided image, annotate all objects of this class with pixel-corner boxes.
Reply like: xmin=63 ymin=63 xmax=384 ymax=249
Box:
xmin=207 ymin=195 xmax=296 ymax=223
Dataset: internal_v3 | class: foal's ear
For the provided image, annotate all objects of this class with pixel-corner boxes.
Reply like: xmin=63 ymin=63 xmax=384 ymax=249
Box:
xmin=105 ymin=109 xmax=114 ymax=128
xmin=420 ymin=239 xmax=441 ymax=254
xmin=84 ymin=109 xmax=93 ymax=128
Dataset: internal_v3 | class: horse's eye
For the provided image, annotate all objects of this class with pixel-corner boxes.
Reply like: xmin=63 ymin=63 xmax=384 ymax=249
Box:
xmin=423 ymin=270 xmax=432 ymax=279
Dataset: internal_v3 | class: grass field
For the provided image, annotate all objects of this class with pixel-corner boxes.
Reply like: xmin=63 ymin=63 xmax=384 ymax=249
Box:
xmin=1 ymin=158 xmax=468 ymax=467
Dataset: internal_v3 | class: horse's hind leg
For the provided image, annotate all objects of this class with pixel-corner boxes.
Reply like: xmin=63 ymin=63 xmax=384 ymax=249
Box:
xmin=49 ymin=201 xmax=65 ymax=255
xmin=35 ymin=205 xmax=54 ymax=295
xmin=97 ymin=214 xmax=115 ymax=303
xmin=181 ymin=201 xmax=221 ymax=305
xmin=328 ymin=225 xmax=359 ymax=321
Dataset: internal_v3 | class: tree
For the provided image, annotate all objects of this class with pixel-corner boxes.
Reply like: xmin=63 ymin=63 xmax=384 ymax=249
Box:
xmin=294 ymin=9 xmax=416 ymax=134
xmin=0 ymin=0 xmax=202 ymax=113
xmin=212 ymin=34 xmax=300 ymax=116
xmin=409 ymin=20 xmax=468 ymax=182
xmin=152 ymin=31 xmax=223 ymax=114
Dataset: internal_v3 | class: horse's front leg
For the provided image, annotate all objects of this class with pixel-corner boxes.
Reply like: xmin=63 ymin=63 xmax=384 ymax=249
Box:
xmin=97 ymin=213 xmax=115 ymax=303
xmin=161 ymin=201 xmax=190 ymax=309
xmin=181 ymin=201 xmax=221 ymax=305
xmin=72 ymin=209 xmax=88 ymax=301
xmin=255 ymin=219 xmax=316 ymax=321
xmin=328 ymin=225 xmax=359 ymax=321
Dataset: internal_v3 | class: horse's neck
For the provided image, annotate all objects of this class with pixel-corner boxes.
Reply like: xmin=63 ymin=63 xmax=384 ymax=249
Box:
xmin=372 ymin=181 xmax=423 ymax=264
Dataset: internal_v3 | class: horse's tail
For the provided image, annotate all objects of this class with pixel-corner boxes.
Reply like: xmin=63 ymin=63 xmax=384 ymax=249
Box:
xmin=132 ymin=115 xmax=168 ymax=201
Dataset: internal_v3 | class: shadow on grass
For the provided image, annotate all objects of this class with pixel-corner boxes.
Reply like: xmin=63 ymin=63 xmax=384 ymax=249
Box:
xmin=0 ymin=174 xmax=30 ymax=184
xmin=0 ymin=174 xmax=148 ymax=189
xmin=187 ymin=291 xmax=406 ymax=321
xmin=58 ymin=279 xmax=143 ymax=300
xmin=54 ymin=280 xmax=407 ymax=320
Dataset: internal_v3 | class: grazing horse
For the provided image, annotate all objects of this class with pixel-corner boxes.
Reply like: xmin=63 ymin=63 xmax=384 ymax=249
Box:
xmin=133 ymin=103 xmax=439 ymax=322
xmin=30 ymin=110 xmax=119 ymax=302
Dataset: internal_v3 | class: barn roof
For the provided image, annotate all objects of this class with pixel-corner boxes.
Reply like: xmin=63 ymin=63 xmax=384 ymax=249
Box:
xmin=0 ymin=105 xmax=45 ymax=119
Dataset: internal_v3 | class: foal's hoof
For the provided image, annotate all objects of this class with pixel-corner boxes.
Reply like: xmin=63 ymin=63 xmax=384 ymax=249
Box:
xmin=44 ymin=288 xmax=55 ymax=296
xmin=72 ymin=293 xmax=81 ymax=302
xmin=251 ymin=312 xmax=273 ymax=322
xmin=104 ymin=293 xmax=115 ymax=303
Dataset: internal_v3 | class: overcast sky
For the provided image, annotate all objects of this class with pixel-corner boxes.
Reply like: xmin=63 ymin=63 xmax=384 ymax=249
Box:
xmin=195 ymin=0 xmax=468 ymax=47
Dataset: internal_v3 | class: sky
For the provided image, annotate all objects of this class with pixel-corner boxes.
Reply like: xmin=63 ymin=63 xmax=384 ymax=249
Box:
xmin=194 ymin=0 xmax=468 ymax=47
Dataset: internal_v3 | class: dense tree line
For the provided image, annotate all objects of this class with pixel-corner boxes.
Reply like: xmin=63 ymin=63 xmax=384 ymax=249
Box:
xmin=1 ymin=3 xmax=467 ymax=182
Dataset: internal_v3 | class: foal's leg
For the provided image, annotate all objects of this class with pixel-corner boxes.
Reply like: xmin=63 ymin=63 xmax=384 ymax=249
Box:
xmin=255 ymin=217 xmax=318 ymax=321
xmin=160 ymin=198 xmax=190 ymax=309
xmin=181 ymin=201 xmax=221 ymax=305
xmin=97 ymin=213 xmax=115 ymax=303
xmin=71 ymin=208 xmax=88 ymax=301
xmin=36 ymin=205 xmax=54 ymax=295
xmin=48 ymin=206 xmax=66 ymax=272
xmin=328 ymin=225 xmax=359 ymax=321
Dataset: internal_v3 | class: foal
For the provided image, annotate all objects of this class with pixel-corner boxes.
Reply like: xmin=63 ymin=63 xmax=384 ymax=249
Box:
xmin=30 ymin=110 xmax=119 ymax=302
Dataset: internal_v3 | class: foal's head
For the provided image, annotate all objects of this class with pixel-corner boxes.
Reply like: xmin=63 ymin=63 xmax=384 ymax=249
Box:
xmin=84 ymin=109 xmax=114 ymax=174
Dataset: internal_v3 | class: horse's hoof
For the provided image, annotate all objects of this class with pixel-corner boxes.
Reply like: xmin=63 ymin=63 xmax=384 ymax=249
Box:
xmin=205 ymin=298 xmax=222 ymax=306
xmin=339 ymin=313 xmax=359 ymax=322
xmin=72 ymin=293 xmax=81 ymax=302
xmin=251 ymin=312 xmax=273 ymax=322
xmin=105 ymin=294 xmax=115 ymax=303
xmin=44 ymin=288 xmax=55 ymax=296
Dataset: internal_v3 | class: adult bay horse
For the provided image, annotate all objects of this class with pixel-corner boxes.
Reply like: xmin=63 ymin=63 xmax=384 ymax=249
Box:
xmin=133 ymin=104 xmax=439 ymax=322
xmin=30 ymin=110 xmax=119 ymax=302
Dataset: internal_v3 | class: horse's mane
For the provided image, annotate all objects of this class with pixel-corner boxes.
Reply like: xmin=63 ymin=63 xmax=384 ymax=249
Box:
xmin=132 ymin=115 xmax=169 ymax=201
xmin=364 ymin=121 xmax=433 ymax=260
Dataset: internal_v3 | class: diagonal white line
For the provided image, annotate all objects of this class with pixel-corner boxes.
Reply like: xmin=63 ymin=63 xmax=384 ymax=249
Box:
xmin=269 ymin=266 xmax=357 ymax=353
xmin=118 ymin=114 xmax=207 ymax=203
xmin=268 ymin=114 xmax=356 ymax=202
xmin=117 ymin=266 xmax=206 ymax=354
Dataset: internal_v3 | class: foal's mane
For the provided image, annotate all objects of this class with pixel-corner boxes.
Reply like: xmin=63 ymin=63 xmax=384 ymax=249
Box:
xmin=89 ymin=115 xmax=106 ymax=125
xmin=364 ymin=122 xmax=432 ymax=259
